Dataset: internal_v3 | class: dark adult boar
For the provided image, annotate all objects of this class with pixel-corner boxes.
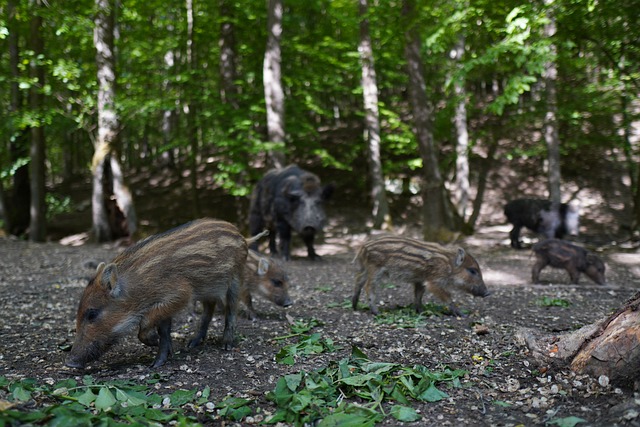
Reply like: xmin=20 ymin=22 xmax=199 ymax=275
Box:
xmin=65 ymin=219 xmax=246 ymax=369
xmin=352 ymin=235 xmax=489 ymax=316
xmin=532 ymin=238 xmax=606 ymax=285
xmin=249 ymin=164 xmax=333 ymax=260
xmin=242 ymin=249 xmax=292 ymax=320
xmin=504 ymin=198 xmax=579 ymax=249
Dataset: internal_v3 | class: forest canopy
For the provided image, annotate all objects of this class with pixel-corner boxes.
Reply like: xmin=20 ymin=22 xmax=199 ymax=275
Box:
xmin=1 ymin=0 xmax=638 ymax=241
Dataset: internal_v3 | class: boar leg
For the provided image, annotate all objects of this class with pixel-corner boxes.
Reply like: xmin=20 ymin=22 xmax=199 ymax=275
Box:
xmin=277 ymin=222 xmax=292 ymax=260
xmin=566 ymin=266 xmax=581 ymax=284
xmin=188 ymin=301 xmax=216 ymax=348
xmin=413 ymin=282 xmax=425 ymax=313
xmin=509 ymin=225 xmax=523 ymax=249
xmin=221 ymin=281 xmax=239 ymax=351
xmin=425 ymin=282 xmax=464 ymax=317
xmin=302 ymin=230 xmax=318 ymax=260
xmin=352 ymin=269 xmax=367 ymax=311
xmin=531 ymin=258 xmax=547 ymax=283
xmin=151 ymin=318 xmax=173 ymax=368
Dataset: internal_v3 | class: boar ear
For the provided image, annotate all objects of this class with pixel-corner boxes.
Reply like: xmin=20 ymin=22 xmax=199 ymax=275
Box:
xmin=100 ymin=263 xmax=123 ymax=297
xmin=257 ymin=258 xmax=270 ymax=276
xmin=321 ymin=183 xmax=334 ymax=201
xmin=96 ymin=262 xmax=106 ymax=274
xmin=454 ymin=248 xmax=466 ymax=267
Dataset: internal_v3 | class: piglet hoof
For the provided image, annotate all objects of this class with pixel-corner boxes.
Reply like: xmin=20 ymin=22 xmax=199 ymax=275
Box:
xmin=221 ymin=342 xmax=234 ymax=351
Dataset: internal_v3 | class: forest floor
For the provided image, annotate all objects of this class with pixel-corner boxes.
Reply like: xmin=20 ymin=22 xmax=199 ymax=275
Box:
xmin=2 ymin=210 xmax=640 ymax=426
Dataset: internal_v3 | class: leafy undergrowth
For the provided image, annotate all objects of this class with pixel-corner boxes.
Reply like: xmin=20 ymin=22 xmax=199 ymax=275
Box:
xmin=266 ymin=346 xmax=467 ymax=426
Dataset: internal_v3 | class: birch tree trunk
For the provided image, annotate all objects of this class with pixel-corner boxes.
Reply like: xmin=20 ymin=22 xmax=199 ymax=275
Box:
xmin=263 ymin=0 xmax=286 ymax=168
xmin=92 ymin=0 xmax=136 ymax=242
xmin=402 ymin=0 xmax=451 ymax=241
xmin=452 ymin=37 xmax=470 ymax=222
xmin=219 ymin=0 xmax=239 ymax=108
xmin=359 ymin=0 xmax=390 ymax=230
xmin=29 ymin=0 xmax=46 ymax=242
xmin=543 ymin=0 xmax=562 ymax=208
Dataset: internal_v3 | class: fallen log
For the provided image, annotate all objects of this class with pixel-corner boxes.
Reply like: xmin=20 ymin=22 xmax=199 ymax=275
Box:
xmin=516 ymin=291 xmax=640 ymax=390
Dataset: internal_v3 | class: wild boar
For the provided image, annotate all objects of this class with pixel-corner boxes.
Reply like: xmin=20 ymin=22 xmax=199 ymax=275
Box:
xmin=504 ymin=198 xmax=580 ymax=249
xmin=65 ymin=218 xmax=247 ymax=369
xmin=532 ymin=238 xmax=606 ymax=285
xmin=248 ymin=164 xmax=334 ymax=260
xmin=242 ymin=249 xmax=292 ymax=320
xmin=352 ymin=235 xmax=489 ymax=316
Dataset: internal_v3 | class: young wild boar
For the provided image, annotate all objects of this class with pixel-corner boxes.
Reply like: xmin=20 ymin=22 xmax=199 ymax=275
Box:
xmin=242 ymin=249 xmax=292 ymax=320
xmin=65 ymin=218 xmax=247 ymax=369
xmin=352 ymin=235 xmax=489 ymax=316
xmin=532 ymin=238 xmax=606 ymax=285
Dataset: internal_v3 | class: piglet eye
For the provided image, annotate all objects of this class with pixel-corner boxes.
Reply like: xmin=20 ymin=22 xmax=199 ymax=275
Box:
xmin=467 ymin=268 xmax=478 ymax=276
xmin=84 ymin=308 xmax=101 ymax=323
xmin=271 ymin=279 xmax=283 ymax=288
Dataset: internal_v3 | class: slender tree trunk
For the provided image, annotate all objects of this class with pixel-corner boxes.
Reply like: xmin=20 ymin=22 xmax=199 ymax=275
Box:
xmin=185 ymin=0 xmax=201 ymax=217
xmin=543 ymin=0 xmax=561 ymax=208
xmin=263 ymin=0 xmax=286 ymax=168
xmin=7 ymin=0 xmax=30 ymax=236
xmin=93 ymin=0 xmax=136 ymax=242
xmin=29 ymin=0 xmax=46 ymax=242
xmin=402 ymin=0 xmax=450 ymax=241
xmin=452 ymin=37 xmax=470 ymax=221
xmin=219 ymin=0 xmax=239 ymax=108
xmin=359 ymin=0 xmax=390 ymax=230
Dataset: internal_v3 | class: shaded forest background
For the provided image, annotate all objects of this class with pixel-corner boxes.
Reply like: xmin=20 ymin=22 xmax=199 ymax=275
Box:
xmin=1 ymin=0 xmax=639 ymax=243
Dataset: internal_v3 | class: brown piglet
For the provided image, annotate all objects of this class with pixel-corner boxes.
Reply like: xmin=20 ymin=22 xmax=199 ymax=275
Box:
xmin=352 ymin=235 xmax=489 ymax=316
xmin=532 ymin=238 xmax=606 ymax=285
xmin=242 ymin=249 xmax=292 ymax=319
xmin=65 ymin=218 xmax=247 ymax=369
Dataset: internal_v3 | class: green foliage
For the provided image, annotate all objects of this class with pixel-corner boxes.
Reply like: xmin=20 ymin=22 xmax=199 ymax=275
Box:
xmin=536 ymin=296 xmax=572 ymax=308
xmin=374 ymin=305 xmax=447 ymax=328
xmin=0 ymin=375 xmax=251 ymax=426
xmin=548 ymin=416 xmax=587 ymax=427
xmin=265 ymin=346 xmax=467 ymax=426
xmin=0 ymin=376 xmax=209 ymax=426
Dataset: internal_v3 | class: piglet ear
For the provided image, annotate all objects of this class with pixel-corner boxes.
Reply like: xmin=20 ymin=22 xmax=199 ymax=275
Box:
xmin=100 ymin=263 xmax=123 ymax=297
xmin=454 ymin=248 xmax=466 ymax=267
xmin=257 ymin=258 xmax=270 ymax=276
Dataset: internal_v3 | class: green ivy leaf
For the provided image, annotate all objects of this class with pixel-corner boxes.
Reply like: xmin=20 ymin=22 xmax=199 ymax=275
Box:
xmin=12 ymin=386 xmax=31 ymax=402
xmin=77 ymin=388 xmax=97 ymax=407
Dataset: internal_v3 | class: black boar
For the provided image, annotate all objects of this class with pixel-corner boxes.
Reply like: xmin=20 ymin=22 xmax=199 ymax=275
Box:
xmin=249 ymin=164 xmax=333 ymax=260
xmin=504 ymin=198 xmax=579 ymax=249
xmin=532 ymin=238 xmax=606 ymax=285
xmin=242 ymin=249 xmax=292 ymax=320
xmin=65 ymin=218 xmax=246 ymax=369
xmin=352 ymin=235 xmax=489 ymax=316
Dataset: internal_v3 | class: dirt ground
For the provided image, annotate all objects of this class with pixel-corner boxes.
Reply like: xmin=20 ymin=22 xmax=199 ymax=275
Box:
xmin=2 ymin=216 xmax=640 ymax=426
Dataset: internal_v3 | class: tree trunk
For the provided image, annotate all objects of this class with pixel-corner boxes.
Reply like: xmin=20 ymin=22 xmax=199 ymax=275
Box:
xmin=452 ymin=37 xmax=470 ymax=222
xmin=359 ymin=0 xmax=390 ymax=230
xmin=29 ymin=0 xmax=47 ymax=242
xmin=7 ymin=0 xmax=30 ymax=236
xmin=263 ymin=0 xmax=286 ymax=168
xmin=402 ymin=0 xmax=450 ymax=241
xmin=93 ymin=0 xmax=136 ymax=242
xmin=517 ymin=291 xmax=640 ymax=389
xmin=219 ymin=0 xmax=239 ymax=108
xmin=185 ymin=0 xmax=201 ymax=217
xmin=543 ymin=0 xmax=561 ymax=208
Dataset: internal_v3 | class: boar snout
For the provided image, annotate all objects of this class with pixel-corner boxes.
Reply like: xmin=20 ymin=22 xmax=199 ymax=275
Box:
xmin=473 ymin=287 xmax=491 ymax=298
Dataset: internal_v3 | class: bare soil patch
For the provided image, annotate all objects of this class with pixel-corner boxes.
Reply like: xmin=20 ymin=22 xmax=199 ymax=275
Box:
xmin=2 ymin=221 xmax=640 ymax=426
